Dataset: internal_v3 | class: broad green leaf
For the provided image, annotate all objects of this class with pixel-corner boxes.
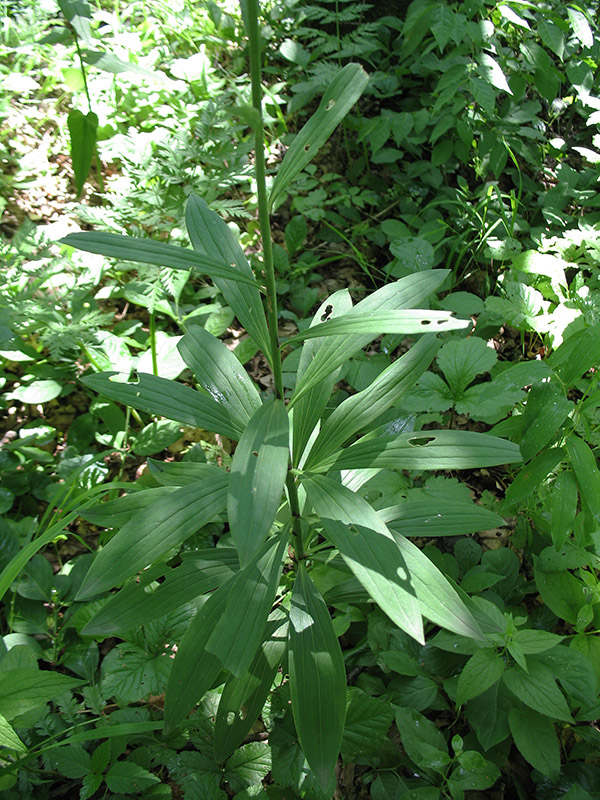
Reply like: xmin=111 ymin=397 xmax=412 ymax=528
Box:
xmin=341 ymin=687 xmax=395 ymax=761
xmin=304 ymin=335 xmax=439 ymax=469
xmin=288 ymin=565 xmax=346 ymax=790
xmin=437 ymin=337 xmax=497 ymax=396
xmin=270 ymin=63 xmax=369 ymax=209
xmin=132 ymin=420 xmax=182 ymax=456
xmin=214 ymin=616 xmax=287 ymax=762
xmin=395 ymin=707 xmax=448 ymax=774
xmin=534 ymin=565 xmax=586 ymax=625
xmin=536 ymin=645 xmax=598 ymax=705
xmin=83 ymin=549 xmax=239 ymax=635
xmin=47 ymin=745 xmax=91 ymax=778
xmin=164 ymin=578 xmax=233 ymax=733
xmin=223 ymin=741 xmax=272 ymax=793
xmin=315 ymin=429 xmax=521 ymax=472
xmin=304 ymin=475 xmax=423 ymax=642
xmin=291 ymin=290 xmax=353 ymax=466
xmin=566 ymin=435 xmax=600 ymax=525
xmin=185 ymin=195 xmax=271 ymax=362
xmin=59 ymin=232 xmax=258 ymax=286
xmin=548 ymin=322 xmax=600 ymax=386
xmin=82 ymin=372 xmax=244 ymax=440
xmin=227 ymin=400 xmax=289 ymax=565
xmin=379 ymin=500 xmax=505 ymax=538
xmin=10 ymin=379 xmax=62 ymax=404
xmin=508 ymin=707 xmax=560 ymax=780
xmin=58 ymin=0 xmax=93 ymax=42
xmin=105 ymin=761 xmax=160 ymax=794
xmin=284 ymin=309 xmax=468 ymax=345
xmin=519 ymin=382 xmax=572 ymax=461
xmin=502 ymin=661 xmax=573 ymax=721
xmin=178 ymin=327 xmax=261 ymax=429
xmin=447 ymin=750 xmax=500 ymax=793
xmin=77 ymin=474 xmax=228 ymax=599
xmin=0 ymin=670 xmax=85 ymax=721
xmin=512 ymin=629 xmax=564 ymax=655
xmin=289 ymin=271 xmax=451 ymax=407
xmin=205 ymin=534 xmax=288 ymax=676
xmin=550 ymin=471 xmax=578 ymax=550
xmin=478 ymin=53 xmax=512 ymax=94
xmin=67 ymin=109 xmax=98 ymax=197
xmin=539 ymin=19 xmax=564 ymax=60
xmin=504 ymin=447 xmax=564 ymax=507
xmin=456 ymin=649 xmax=505 ymax=705
xmin=0 ymin=713 xmax=26 ymax=752
xmin=464 ymin=682 xmax=511 ymax=751
xmin=567 ymin=6 xmax=593 ymax=48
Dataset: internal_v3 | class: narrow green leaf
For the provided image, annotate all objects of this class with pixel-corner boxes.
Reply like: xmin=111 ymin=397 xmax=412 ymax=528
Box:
xmin=0 ymin=670 xmax=85 ymax=721
xmin=502 ymin=661 xmax=573 ymax=721
xmin=228 ymin=400 xmax=289 ymax=565
xmin=284 ymin=309 xmax=468 ymax=345
xmin=504 ymin=447 xmax=564 ymax=507
xmin=178 ymin=326 xmax=262 ymax=429
xmin=67 ymin=109 xmax=98 ymax=197
xmin=315 ymin=429 xmax=521 ymax=472
xmin=456 ymin=649 xmax=505 ymax=705
xmin=304 ymin=335 xmax=440 ymax=469
xmin=291 ymin=290 xmax=353 ymax=466
xmin=185 ymin=195 xmax=271 ymax=361
xmin=214 ymin=616 xmax=287 ymax=762
xmin=566 ymin=435 xmax=600 ymax=525
xmin=547 ymin=322 xmax=600 ymax=385
xmin=270 ymin=63 xmax=369 ymax=209
xmin=77 ymin=475 xmax=228 ymax=599
xmin=508 ymin=708 xmax=560 ymax=780
xmin=519 ymin=382 xmax=572 ymax=461
xmin=288 ymin=565 xmax=346 ymax=790
xmin=82 ymin=372 xmax=244 ymax=440
xmin=82 ymin=549 xmax=239 ymax=635
xmin=147 ymin=459 xmax=214 ymax=485
xmin=59 ymin=231 xmax=258 ymax=286
xmin=290 ymin=271 xmax=451 ymax=407
xmin=304 ymin=475 xmax=423 ymax=643
xmin=78 ymin=486 xmax=177 ymax=527
xmin=205 ymin=534 xmax=288 ymax=676
xmin=379 ymin=500 xmax=505 ymax=538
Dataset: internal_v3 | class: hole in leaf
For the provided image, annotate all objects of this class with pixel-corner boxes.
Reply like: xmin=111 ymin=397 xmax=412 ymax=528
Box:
xmin=420 ymin=320 xmax=432 ymax=326
xmin=437 ymin=318 xmax=447 ymax=325
xmin=326 ymin=99 xmax=335 ymax=110
xmin=252 ymin=450 xmax=259 ymax=457
xmin=349 ymin=524 xmax=359 ymax=535
xmin=303 ymin=143 xmax=311 ymax=152
xmin=407 ymin=436 xmax=436 ymax=447
xmin=321 ymin=304 xmax=333 ymax=321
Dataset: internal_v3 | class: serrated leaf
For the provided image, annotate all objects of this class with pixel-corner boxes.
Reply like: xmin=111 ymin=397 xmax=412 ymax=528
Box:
xmin=0 ymin=712 xmax=26 ymax=752
xmin=185 ymin=195 xmax=271 ymax=361
xmin=60 ymin=232 xmax=257 ymax=286
xmin=270 ymin=63 xmax=369 ymax=208
xmin=502 ymin=661 xmax=573 ymax=721
xmin=511 ymin=629 xmax=564 ymax=655
xmin=316 ymin=429 xmax=521 ymax=472
xmin=47 ymin=745 xmax=91 ymax=778
xmin=0 ymin=670 xmax=85 ymax=721
xmin=305 ymin=335 xmax=439 ymax=469
xmin=178 ymin=326 xmax=262 ymax=430
xmin=82 ymin=372 xmax=244 ymax=439
xmin=289 ymin=271 xmax=451 ymax=407
xmin=227 ymin=400 xmax=289 ymax=565
xmin=105 ymin=760 xmax=160 ymax=793
xmin=288 ymin=565 xmax=346 ymax=790
xmin=101 ymin=643 xmax=173 ymax=704
xmin=223 ymin=741 xmax=272 ymax=792
xmin=77 ymin=475 xmax=228 ymax=599
xmin=456 ymin=649 xmax=505 ymax=705
xmin=437 ymin=338 xmax=497 ymax=397
xmin=508 ymin=707 xmax=560 ymax=780
xmin=341 ymin=687 xmax=395 ymax=761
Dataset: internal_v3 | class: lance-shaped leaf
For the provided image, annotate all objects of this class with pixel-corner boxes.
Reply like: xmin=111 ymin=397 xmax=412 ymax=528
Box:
xmin=214 ymin=614 xmax=288 ymax=762
xmin=270 ymin=63 xmax=369 ymax=209
xmin=288 ymin=565 xmax=346 ymax=790
xmin=82 ymin=549 xmax=239 ymax=636
xmin=284 ymin=309 xmax=468 ymax=344
xmin=566 ymin=434 xmax=600 ymax=525
xmin=76 ymin=474 xmax=228 ymax=599
xmin=291 ymin=290 xmax=353 ymax=466
xmin=205 ymin=533 xmax=288 ymax=676
xmin=178 ymin=326 xmax=261 ymax=431
xmin=67 ymin=110 xmax=98 ymax=198
xmin=289 ymin=271 xmax=451 ymax=407
xmin=186 ymin=195 xmax=271 ymax=360
xmin=228 ymin=400 xmax=289 ymax=565
xmin=306 ymin=476 xmax=483 ymax=640
xmin=59 ymin=231 xmax=258 ymax=286
xmin=379 ymin=500 xmax=505 ymax=538
xmin=82 ymin=372 xmax=244 ymax=440
xmin=78 ymin=486 xmax=177 ymax=528
xmin=304 ymin=335 xmax=439 ymax=469
xmin=147 ymin=459 xmax=220 ymax=486
xmin=314 ymin=429 xmax=521 ymax=472
xmin=304 ymin=475 xmax=424 ymax=642
xmin=164 ymin=577 xmax=233 ymax=734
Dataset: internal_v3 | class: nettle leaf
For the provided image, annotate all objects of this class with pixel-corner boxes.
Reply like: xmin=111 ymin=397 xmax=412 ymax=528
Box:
xmin=288 ymin=565 xmax=347 ymax=790
xmin=401 ymin=371 xmax=454 ymax=413
xmin=456 ymin=648 xmax=505 ymax=705
xmin=437 ymin=337 xmax=497 ymax=398
xmin=502 ymin=661 xmax=573 ymax=721
xmin=270 ymin=63 xmax=369 ymax=209
xmin=101 ymin=643 xmax=173 ymax=704
xmin=0 ymin=670 xmax=85 ymax=721
xmin=223 ymin=741 xmax=272 ymax=793
xmin=508 ymin=707 xmax=560 ymax=781
xmin=227 ymin=400 xmax=289 ymax=565
xmin=46 ymin=745 xmax=91 ymax=778
xmin=185 ymin=195 xmax=271 ymax=361
xmin=77 ymin=473 xmax=228 ymax=599
xmin=341 ymin=687 xmax=395 ymax=762
xmin=105 ymin=760 xmax=160 ymax=794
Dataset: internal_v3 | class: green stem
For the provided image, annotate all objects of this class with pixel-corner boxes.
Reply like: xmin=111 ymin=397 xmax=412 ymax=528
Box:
xmin=286 ymin=472 xmax=305 ymax=561
xmin=149 ymin=311 xmax=159 ymax=376
xmin=246 ymin=0 xmax=283 ymax=400
xmin=73 ymin=34 xmax=93 ymax=114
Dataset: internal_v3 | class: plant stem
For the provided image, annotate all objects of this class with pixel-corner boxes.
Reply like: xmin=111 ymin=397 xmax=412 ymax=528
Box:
xmin=149 ymin=311 xmax=159 ymax=376
xmin=246 ymin=0 xmax=283 ymax=400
